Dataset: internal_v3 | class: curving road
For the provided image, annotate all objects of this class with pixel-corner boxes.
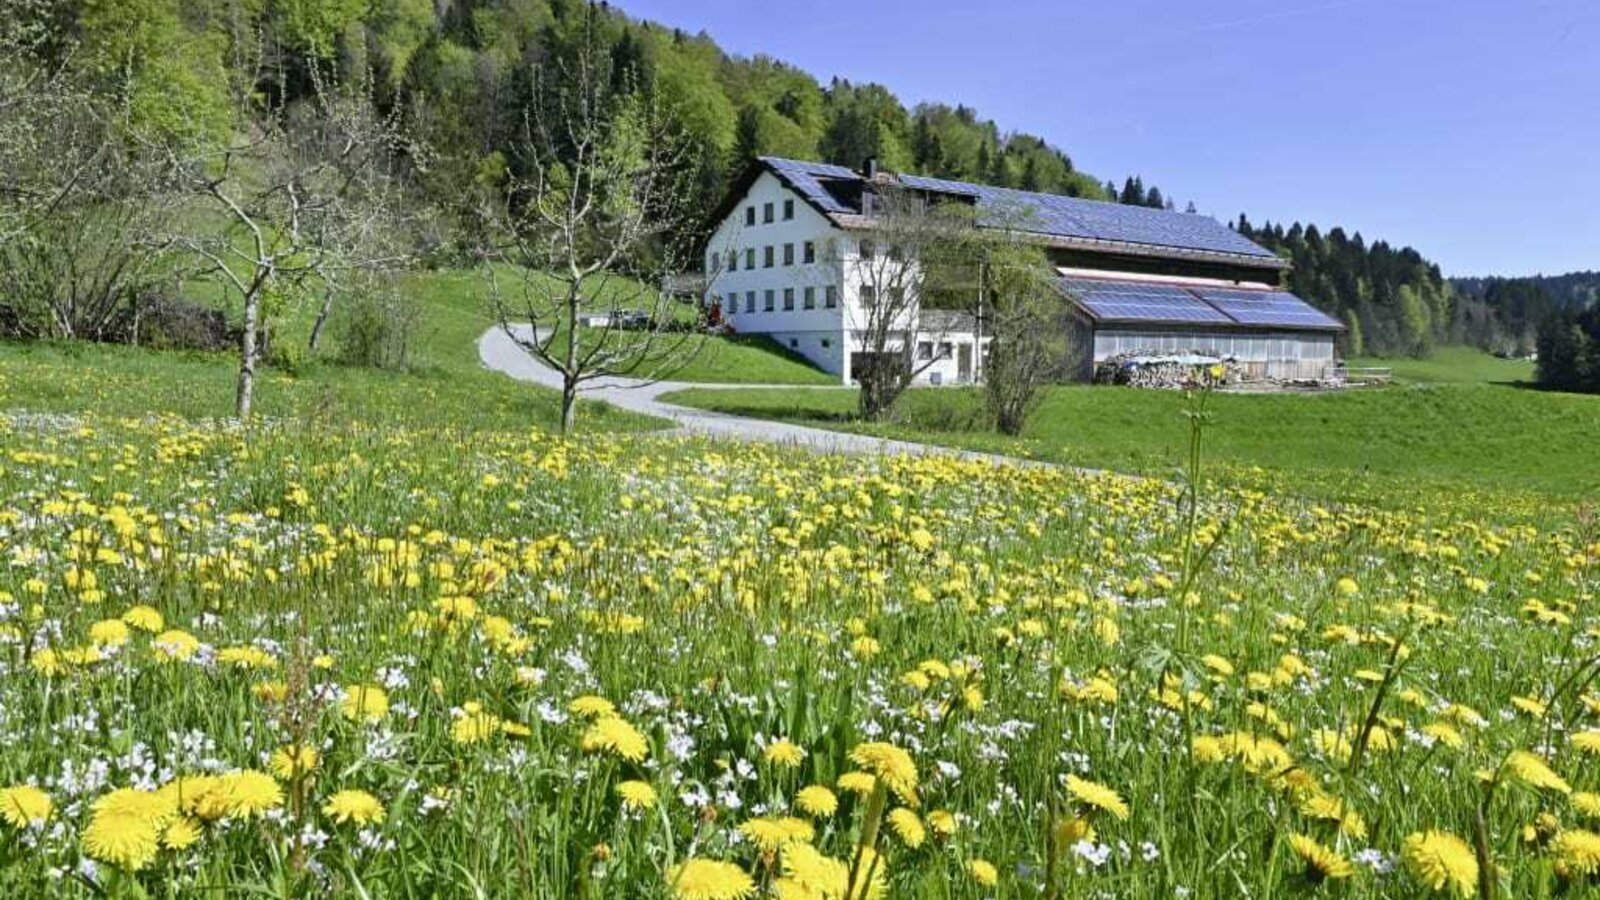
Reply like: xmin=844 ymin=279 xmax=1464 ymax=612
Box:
xmin=478 ymin=325 xmax=1033 ymax=463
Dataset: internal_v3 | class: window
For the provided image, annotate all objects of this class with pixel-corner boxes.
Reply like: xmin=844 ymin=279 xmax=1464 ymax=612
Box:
xmin=710 ymin=251 xmax=720 ymax=272
xmin=745 ymin=206 xmax=755 ymax=226
xmin=821 ymin=338 xmax=831 ymax=348
xmin=938 ymin=342 xmax=953 ymax=359
xmin=860 ymin=284 xmax=877 ymax=304
xmin=763 ymin=290 xmax=775 ymax=311
xmin=825 ymin=286 xmax=838 ymax=308
xmin=888 ymin=243 xmax=904 ymax=262
xmin=803 ymin=241 xmax=815 ymax=264
xmin=803 ymin=287 xmax=816 ymax=310
xmin=762 ymin=202 xmax=773 ymax=223
xmin=888 ymin=286 xmax=905 ymax=305
xmin=783 ymin=243 xmax=794 ymax=266
xmin=727 ymin=251 xmax=737 ymax=272
xmin=744 ymin=248 xmax=755 ymax=269
xmin=859 ymin=239 xmax=875 ymax=258
xmin=917 ymin=341 xmax=933 ymax=361
xmin=745 ymin=291 xmax=755 ymax=313
xmin=763 ymin=246 xmax=774 ymax=268
xmin=789 ymin=338 xmax=798 ymax=349
xmin=783 ymin=199 xmax=794 ymax=220
xmin=783 ymin=288 xmax=794 ymax=311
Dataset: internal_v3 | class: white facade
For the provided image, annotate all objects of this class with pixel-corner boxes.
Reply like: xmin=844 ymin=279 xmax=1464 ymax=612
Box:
xmin=704 ymin=172 xmax=980 ymax=385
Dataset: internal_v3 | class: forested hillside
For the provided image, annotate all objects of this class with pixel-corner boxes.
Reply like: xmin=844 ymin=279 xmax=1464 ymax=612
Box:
xmin=1233 ymin=217 xmax=1456 ymax=357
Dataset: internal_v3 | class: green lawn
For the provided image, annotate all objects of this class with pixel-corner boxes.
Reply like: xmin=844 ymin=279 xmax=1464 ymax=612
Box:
xmin=0 ymin=268 xmax=664 ymax=433
xmin=1348 ymin=345 xmax=1536 ymax=384
xmin=663 ymin=379 xmax=1600 ymax=512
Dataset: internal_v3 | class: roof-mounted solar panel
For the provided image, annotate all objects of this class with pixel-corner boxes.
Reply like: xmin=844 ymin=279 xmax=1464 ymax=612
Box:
xmin=1190 ymin=289 xmax=1343 ymax=329
xmin=1059 ymin=277 xmax=1233 ymax=325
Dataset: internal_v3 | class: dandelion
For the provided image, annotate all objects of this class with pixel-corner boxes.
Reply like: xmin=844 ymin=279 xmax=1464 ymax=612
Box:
xmin=581 ymin=716 xmax=650 ymax=762
xmin=268 ymin=745 xmax=320 ymax=781
xmin=1403 ymin=830 xmax=1478 ymax=897
xmin=1571 ymin=730 xmax=1600 ymax=755
xmin=886 ymin=807 xmax=925 ymax=848
xmin=1552 ymin=829 xmax=1600 ymax=878
xmin=837 ymin=772 xmax=877 ymax=797
xmin=666 ymin=858 xmax=756 ymax=900
xmin=152 ymin=629 xmax=200 ymax=662
xmin=568 ymin=695 xmax=616 ymax=718
xmin=927 ymin=809 xmax=957 ymax=838
xmin=1289 ymin=833 xmax=1354 ymax=881
xmin=1502 ymin=750 xmax=1571 ymax=794
xmin=738 ymin=816 xmax=813 ymax=850
xmin=795 ymin=785 xmax=838 ymax=818
xmin=122 ymin=605 xmax=164 ymax=632
xmin=763 ymin=738 xmax=806 ymax=768
xmin=161 ymin=817 xmax=202 ymax=850
xmin=217 ymin=771 xmax=283 ymax=818
xmin=0 ymin=785 xmax=52 ymax=828
xmin=966 ymin=858 xmax=999 ymax=887
xmin=616 ymin=780 xmax=658 ymax=811
xmin=847 ymin=742 xmax=918 ymax=804
xmin=323 ymin=789 xmax=385 ymax=825
xmin=1573 ymin=792 xmax=1600 ymax=820
xmin=83 ymin=811 xmax=162 ymax=871
xmin=451 ymin=703 xmax=503 ymax=745
xmin=341 ymin=684 xmax=389 ymax=723
xmin=1065 ymin=774 xmax=1129 ymax=820
xmin=88 ymin=618 xmax=131 ymax=647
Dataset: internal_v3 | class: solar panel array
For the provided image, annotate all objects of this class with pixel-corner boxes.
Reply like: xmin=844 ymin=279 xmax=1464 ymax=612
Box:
xmin=895 ymin=173 xmax=1275 ymax=259
xmin=1059 ymin=277 xmax=1233 ymax=325
xmin=1190 ymin=288 xmax=1345 ymax=329
xmin=761 ymin=157 xmax=857 ymax=214
xmin=1057 ymin=277 xmax=1342 ymax=330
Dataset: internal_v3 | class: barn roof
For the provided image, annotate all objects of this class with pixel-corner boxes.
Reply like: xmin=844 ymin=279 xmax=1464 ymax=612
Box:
xmin=738 ymin=157 xmax=1288 ymax=270
xmin=1057 ymin=272 xmax=1344 ymax=332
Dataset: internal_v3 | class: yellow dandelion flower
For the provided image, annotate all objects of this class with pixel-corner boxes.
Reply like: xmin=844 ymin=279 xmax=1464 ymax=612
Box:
xmin=1572 ymin=731 xmax=1600 ymax=755
xmin=666 ymin=858 xmax=756 ymax=900
xmin=581 ymin=716 xmax=649 ymax=762
xmin=739 ymin=816 xmax=814 ymax=850
xmin=1066 ymin=774 xmax=1129 ymax=820
xmin=88 ymin=619 xmax=130 ymax=647
xmin=886 ymin=808 xmax=926 ymax=848
xmin=451 ymin=704 xmax=504 ymax=745
xmin=83 ymin=811 xmax=161 ymax=871
xmin=837 ymin=772 xmax=876 ymax=797
xmin=121 ymin=605 xmax=163 ymax=633
xmin=847 ymin=742 xmax=918 ymax=805
xmin=1553 ymin=829 xmax=1600 ymax=878
xmin=29 ymin=648 xmax=64 ymax=677
xmin=1573 ymin=792 xmax=1600 ymax=820
xmin=1403 ymin=830 xmax=1478 ymax=897
xmin=568 ymin=695 xmax=617 ymax=718
xmin=763 ymin=739 xmax=806 ymax=768
xmin=340 ymin=684 xmax=389 ymax=723
xmin=160 ymin=817 xmax=202 ymax=850
xmin=616 ymin=780 xmax=658 ymax=811
xmin=217 ymin=645 xmax=276 ymax=669
xmin=1289 ymin=832 xmax=1354 ymax=881
xmin=795 ymin=785 xmax=838 ymax=818
xmin=268 ymin=745 xmax=320 ymax=781
xmin=322 ymin=789 xmax=385 ymax=825
xmin=0 ymin=785 xmax=52 ymax=829
xmin=927 ymin=809 xmax=957 ymax=837
xmin=1503 ymin=751 xmax=1571 ymax=794
xmin=216 ymin=771 xmax=283 ymax=819
xmin=152 ymin=629 xmax=199 ymax=662
xmin=966 ymin=858 xmax=999 ymax=887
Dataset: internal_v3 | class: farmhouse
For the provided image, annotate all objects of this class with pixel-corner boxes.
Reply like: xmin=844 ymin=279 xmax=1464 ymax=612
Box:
xmin=703 ymin=157 xmax=1342 ymax=385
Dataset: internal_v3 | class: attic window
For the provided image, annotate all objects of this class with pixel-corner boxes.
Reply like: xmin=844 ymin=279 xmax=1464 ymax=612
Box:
xmin=783 ymin=199 xmax=794 ymax=220
xmin=745 ymin=206 xmax=755 ymax=226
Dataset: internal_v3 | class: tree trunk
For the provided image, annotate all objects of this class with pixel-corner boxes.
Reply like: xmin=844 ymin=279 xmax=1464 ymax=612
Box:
xmin=236 ymin=288 xmax=260 ymax=419
xmin=308 ymin=287 xmax=335 ymax=352
xmin=559 ymin=378 xmax=578 ymax=435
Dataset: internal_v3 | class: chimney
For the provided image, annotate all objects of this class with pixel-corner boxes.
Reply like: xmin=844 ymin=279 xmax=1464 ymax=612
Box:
xmin=863 ymin=156 xmax=878 ymax=180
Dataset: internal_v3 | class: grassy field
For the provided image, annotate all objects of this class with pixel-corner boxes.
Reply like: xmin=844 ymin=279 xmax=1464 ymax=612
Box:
xmin=4 ymin=286 xmax=1599 ymax=898
xmin=664 ymin=355 xmax=1599 ymax=511
xmin=540 ymin=328 xmax=836 ymax=385
xmin=1348 ymin=346 xmax=1536 ymax=385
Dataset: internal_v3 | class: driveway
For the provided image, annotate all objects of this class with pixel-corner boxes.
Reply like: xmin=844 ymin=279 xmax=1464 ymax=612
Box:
xmin=478 ymin=325 xmax=1032 ymax=463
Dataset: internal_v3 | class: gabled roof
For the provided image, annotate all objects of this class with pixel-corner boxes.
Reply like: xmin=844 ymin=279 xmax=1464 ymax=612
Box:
xmin=731 ymin=157 xmax=1287 ymax=270
xmin=1057 ymin=272 xmax=1344 ymax=332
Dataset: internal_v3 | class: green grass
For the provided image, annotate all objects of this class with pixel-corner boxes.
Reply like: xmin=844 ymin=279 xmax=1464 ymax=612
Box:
xmin=656 ymin=333 xmax=836 ymax=384
xmin=1348 ymin=345 xmax=1536 ymax=385
xmin=0 ymin=267 xmax=663 ymax=433
xmin=662 ymin=379 xmax=1600 ymax=511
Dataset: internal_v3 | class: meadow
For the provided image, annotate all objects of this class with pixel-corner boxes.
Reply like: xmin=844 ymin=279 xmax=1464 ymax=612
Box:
xmin=2 ymin=282 xmax=1599 ymax=898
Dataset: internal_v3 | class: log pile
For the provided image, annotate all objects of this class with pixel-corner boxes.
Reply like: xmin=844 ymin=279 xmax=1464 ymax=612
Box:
xmin=1093 ymin=351 xmax=1246 ymax=389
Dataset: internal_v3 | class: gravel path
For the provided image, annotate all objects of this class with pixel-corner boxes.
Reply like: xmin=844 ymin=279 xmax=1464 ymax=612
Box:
xmin=478 ymin=325 xmax=1031 ymax=463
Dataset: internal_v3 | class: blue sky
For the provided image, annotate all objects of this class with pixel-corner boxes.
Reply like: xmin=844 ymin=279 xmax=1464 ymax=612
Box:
xmin=618 ymin=0 xmax=1598 ymax=277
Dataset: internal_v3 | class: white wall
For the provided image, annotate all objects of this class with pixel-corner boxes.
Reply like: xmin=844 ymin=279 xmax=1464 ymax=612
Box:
xmin=1092 ymin=328 xmax=1337 ymax=380
xmin=704 ymin=172 xmax=849 ymax=379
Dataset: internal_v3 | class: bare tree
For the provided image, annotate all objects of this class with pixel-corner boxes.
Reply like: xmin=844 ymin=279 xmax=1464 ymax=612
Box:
xmin=979 ymin=241 xmax=1074 ymax=435
xmin=156 ymin=64 xmax=413 ymax=417
xmin=482 ymin=22 xmax=710 ymax=434
xmin=845 ymin=184 xmax=970 ymax=420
